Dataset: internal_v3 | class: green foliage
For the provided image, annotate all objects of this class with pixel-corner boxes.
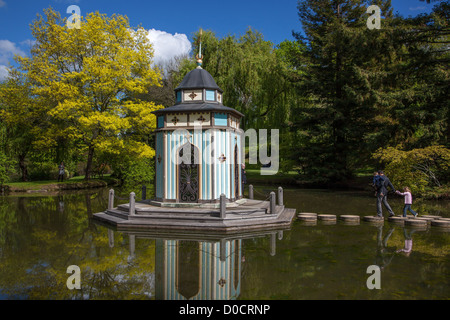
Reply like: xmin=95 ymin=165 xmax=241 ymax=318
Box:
xmin=117 ymin=157 xmax=155 ymax=186
xmin=100 ymin=149 xmax=155 ymax=186
xmin=292 ymin=0 xmax=395 ymax=180
xmin=1 ymin=3 xmax=449 ymax=191
xmin=373 ymin=145 xmax=450 ymax=195
xmin=183 ymin=28 xmax=297 ymax=130
xmin=290 ymin=0 xmax=449 ymax=182
xmin=14 ymin=8 xmax=163 ymax=181
xmin=0 ymin=151 xmax=12 ymax=187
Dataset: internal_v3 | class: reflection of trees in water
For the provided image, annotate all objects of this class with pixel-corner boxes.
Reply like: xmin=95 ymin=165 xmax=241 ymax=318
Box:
xmin=239 ymin=223 xmax=450 ymax=299
xmin=419 ymin=261 xmax=448 ymax=297
xmin=0 ymin=191 xmax=156 ymax=299
xmin=0 ymin=187 xmax=448 ymax=299
xmin=0 ymin=231 xmax=156 ymax=299
xmin=238 ymin=233 xmax=284 ymax=299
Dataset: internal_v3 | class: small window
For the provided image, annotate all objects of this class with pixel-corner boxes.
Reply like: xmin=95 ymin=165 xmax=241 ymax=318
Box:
xmin=157 ymin=116 xmax=164 ymax=129
xmin=214 ymin=113 xmax=227 ymax=126
xmin=176 ymin=91 xmax=182 ymax=103
xmin=206 ymin=90 xmax=215 ymax=101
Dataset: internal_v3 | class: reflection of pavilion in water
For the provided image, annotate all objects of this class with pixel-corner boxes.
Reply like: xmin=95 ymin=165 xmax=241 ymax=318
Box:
xmin=106 ymin=228 xmax=285 ymax=300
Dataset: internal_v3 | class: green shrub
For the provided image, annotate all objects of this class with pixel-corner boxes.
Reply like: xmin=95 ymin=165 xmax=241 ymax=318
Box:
xmin=372 ymin=146 xmax=450 ymax=195
xmin=0 ymin=152 xmax=12 ymax=187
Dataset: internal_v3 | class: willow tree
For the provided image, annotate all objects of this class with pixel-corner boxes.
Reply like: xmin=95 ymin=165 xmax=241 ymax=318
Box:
xmin=16 ymin=8 xmax=163 ymax=180
xmin=173 ymin=29 xmax=302 ymax=172
xmin=182 ymin=28 xmax=294 ymax=131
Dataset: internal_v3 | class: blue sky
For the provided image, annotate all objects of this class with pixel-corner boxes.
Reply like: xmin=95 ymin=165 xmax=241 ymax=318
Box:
xmin=0 ymin=0 xmax=440 ymax=79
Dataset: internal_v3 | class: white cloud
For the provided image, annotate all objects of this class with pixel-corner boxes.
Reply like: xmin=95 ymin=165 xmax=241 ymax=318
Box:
xmin=145 ymin=29 xmax=191 ymax=66
xmin=0 ymin=65 xmax=9 ymax=81
xmin=0 ymin=40 xmax=27 ymax=65
xmin=0 ymin=0 xmax=6 ymax=8
xmin=20 ymin=39 xmax=36 ymax=48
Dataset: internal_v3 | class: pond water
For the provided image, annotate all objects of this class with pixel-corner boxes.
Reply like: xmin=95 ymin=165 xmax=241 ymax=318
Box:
xmin=0 ymin=185 xmax=448 ymax=300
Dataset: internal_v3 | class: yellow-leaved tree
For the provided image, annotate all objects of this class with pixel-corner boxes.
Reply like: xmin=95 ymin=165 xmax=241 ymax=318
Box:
xmin=16 ymin=8 xmax=163 ymax=180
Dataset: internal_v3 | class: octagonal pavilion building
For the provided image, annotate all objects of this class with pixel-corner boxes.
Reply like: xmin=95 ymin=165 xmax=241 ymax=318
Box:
xmin=152 ymin=60 xmax=244 ymax=204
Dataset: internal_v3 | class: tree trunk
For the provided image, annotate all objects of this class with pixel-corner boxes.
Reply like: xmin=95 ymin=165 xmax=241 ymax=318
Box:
xmin=18 ymin=153 xmax=28 ymax=182
xmin=84 ymin=146 xmax=94 ymax=181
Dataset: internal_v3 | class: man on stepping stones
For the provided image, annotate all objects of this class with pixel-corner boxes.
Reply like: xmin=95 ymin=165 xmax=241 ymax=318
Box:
xmin=376 ymin=171 xmax=396 ymax=218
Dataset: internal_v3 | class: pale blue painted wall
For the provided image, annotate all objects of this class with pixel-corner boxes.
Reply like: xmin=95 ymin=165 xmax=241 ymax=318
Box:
xmin=162 ymin=128 xmax=242 ymax=201
xmin=155 ymin=132 xmax=164 ymax=198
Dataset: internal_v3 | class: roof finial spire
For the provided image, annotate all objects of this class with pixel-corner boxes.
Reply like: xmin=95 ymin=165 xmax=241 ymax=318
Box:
xmin=196 ymin=28 xmax=203 ymax=69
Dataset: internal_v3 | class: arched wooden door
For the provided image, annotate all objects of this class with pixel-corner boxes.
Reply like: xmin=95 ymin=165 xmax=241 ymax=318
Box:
xmin=178 ymin=142 xmax=200 ymax=203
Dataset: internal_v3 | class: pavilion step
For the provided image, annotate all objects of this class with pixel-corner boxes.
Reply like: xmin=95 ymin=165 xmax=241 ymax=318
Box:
xmin=116 ymin=204 xmax=270 ymax=216
xmin=106 ymin=205 xmax=284 ymax=222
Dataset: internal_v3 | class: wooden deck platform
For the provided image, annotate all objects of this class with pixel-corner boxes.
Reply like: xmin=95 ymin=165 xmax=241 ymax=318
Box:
xmin=93 ymin=198 xmax=296 ymax=234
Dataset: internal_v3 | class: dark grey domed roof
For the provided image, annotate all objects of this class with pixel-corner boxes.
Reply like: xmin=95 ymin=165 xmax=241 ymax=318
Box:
xmin=175 ymin=68 xmax=222 ymax=92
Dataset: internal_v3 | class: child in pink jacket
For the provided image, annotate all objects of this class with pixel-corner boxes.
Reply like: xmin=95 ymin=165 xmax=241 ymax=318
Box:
xmin=396 ymin=187 xmax=418 ymax=217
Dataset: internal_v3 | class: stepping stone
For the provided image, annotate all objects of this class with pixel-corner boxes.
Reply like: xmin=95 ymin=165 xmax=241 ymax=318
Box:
xmin=363 ymin=216 xmax=384 ymax=222
xmin=431 ymin=220 xmax=450 ymax=228
xmin=388 ymin=216 xmax=408 ymax=225
xmin=318 ymin=214 xmax=336 ymax=221
xmin=339 ymin=215 xmax=360 ymax=223
xmin=321 ymin=220 xmax=337 ymax=225
xmin=297 ymin=212 xmax=317 ymax=218
xmin=438 ymin=218 xmax=450 ymax=222
xmin=297 ymin=215 xmax=317 ymax=222
xmin=411 ymin=217 xmax=434 ymax=224
xmin=405 ymin=219 xmax=428 ymax=227
xmin=422 ymin=215 xmax=441 ymax=220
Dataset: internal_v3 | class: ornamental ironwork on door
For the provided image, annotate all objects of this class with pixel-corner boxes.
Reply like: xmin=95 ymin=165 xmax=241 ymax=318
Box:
xmin=178 ymin=143 xmax=200 ymax=203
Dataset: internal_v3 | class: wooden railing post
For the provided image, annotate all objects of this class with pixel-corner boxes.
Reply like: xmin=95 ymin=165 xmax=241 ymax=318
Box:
xmin=129 ymin=192 xmax=135 ymax=216
xmin=270 ymin=192 xmax=276 ymax=214
xmin=220 ymin=194 xmax=226 ymax=219
xmin=108 ymin=189 xmax=114 ymax=210
xmin=278 ymin=187 xmax=283 ymax=206
xmin=249 ymin=184 xmax=254 ymax=200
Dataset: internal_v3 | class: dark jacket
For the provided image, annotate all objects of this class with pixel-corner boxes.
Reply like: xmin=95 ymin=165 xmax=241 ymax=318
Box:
xmin=241 ymin=168 xmax=247 ymax=184
xmin=379 ymin=175 xmax=395 ymax=195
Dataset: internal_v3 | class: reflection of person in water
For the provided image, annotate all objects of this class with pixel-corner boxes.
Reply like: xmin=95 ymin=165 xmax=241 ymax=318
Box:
xmin=58 ymin=195 xmax=64 ymax=213
xmin=375 ymin=225 xmax=396 ymax=271
xmin=396 ymin=228 xmax=416 ymax=257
